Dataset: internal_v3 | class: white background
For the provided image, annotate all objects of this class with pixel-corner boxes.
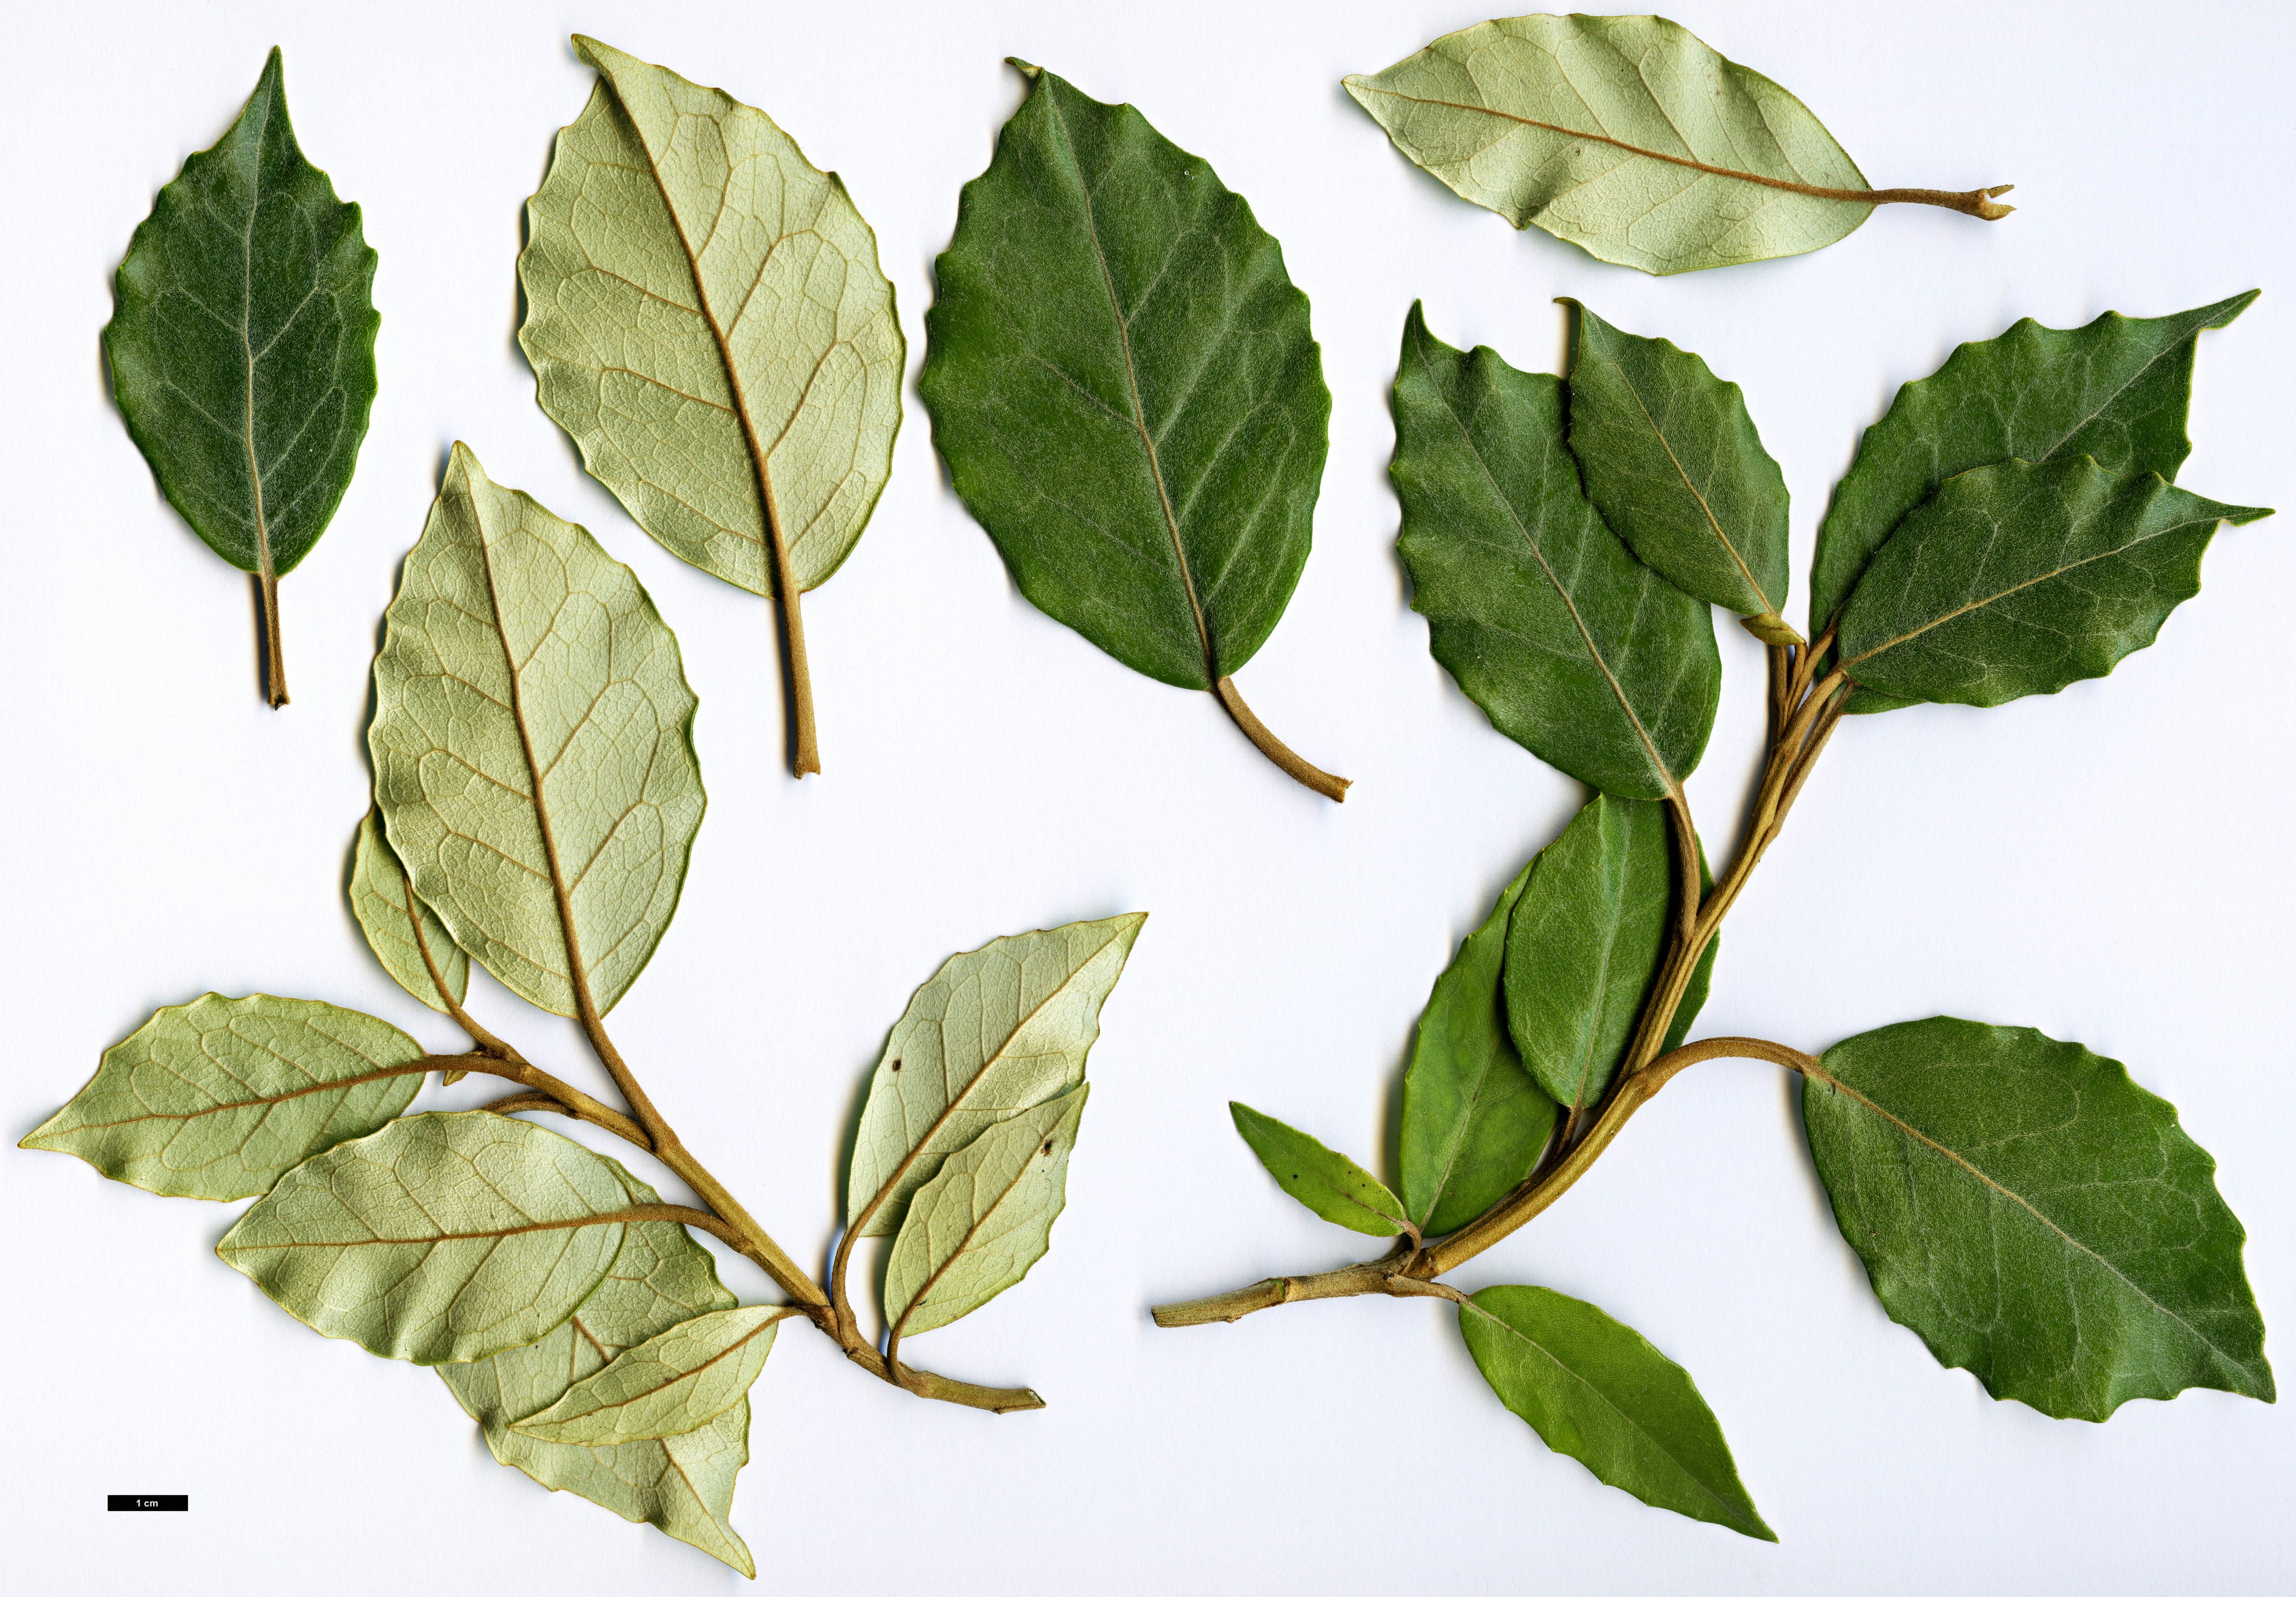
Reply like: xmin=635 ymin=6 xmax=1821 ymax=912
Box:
xmin=5 ymin=1 xmax=2292 ymax=1591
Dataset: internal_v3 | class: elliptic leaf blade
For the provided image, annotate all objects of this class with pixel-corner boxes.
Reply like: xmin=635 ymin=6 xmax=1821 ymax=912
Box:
xmin=509 ymin=1304 xmax=790 ymax=1445
xmin=349 ymin=809 xmax=467 ymax=1014
xmin=1229 ymin=1102 xmax=1408 ymax=1238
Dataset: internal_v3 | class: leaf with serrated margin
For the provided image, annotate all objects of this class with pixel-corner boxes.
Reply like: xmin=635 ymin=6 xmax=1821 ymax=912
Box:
xmin=1231 ymin=1101 xmax=1409 ymax=1238
xmin=885 ymin=1086 xmax=1088 ymax=1339
xmin=511 ymin=1304 xmax=790 ymax=1445
xmin=217 ymin=1110 xmax=634 ymax=1364
xmin=1398 ymin=860 xmax=1555 ymax=1237
xmin=1460 ymin=1285 xmax=1774 ymax=1539
xmin=846 ymin=915 xmax=1143 ymax=1239
xmin=440 ymin=1163 xmax=755 ymax=1577
xmin=521 ymin=37 xmax=903 ymax=773
xmin=1834 ymin=458 xmax=2269 ymax=708
xmin=1804 ymin=1017 xmax=2272 ymax=1419
xmin=1393 ymin=303 xmax=1719 ymax=801
xmin=368 ymin=443 xmax=705 ymax=1018
xmin=20 ymin=994 xmax=423 ymax=1201
xmin=1564 ymin=301 xmax=1793 ymax=636
xmin=349 ymin=809 xmax=466 ymax=1014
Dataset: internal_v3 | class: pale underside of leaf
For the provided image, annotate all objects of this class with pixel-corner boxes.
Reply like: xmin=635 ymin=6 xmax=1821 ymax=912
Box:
xmin=349 ymin=808 xmax=467 ymax=1013
xmin=511 ymin=1304 xmax=788 ymax=1445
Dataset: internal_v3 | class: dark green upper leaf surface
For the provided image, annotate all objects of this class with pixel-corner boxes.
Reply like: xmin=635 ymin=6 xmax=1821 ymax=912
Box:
xmin=1811 ymin=291 xmax=2259 ymax=636
xmin=1460 ymin=1286 xmax=1774 ymax=1540
xmin=103 ymin=49 xmax=378 ymax=577
xmin=1836 ymin=457 xmax=2267 ymax=708
xmin=1565 ymin=302 xmax=1792 ymax=629
xmin=1393 ymin=305 xmax=1719 ymax=800
xmin=1805 ymin=1017 xmax=2271 ymax=1419
xmin=919 ymin=65 xmax=1329 ymax=688
xmin=1231 ymin=1103 xmax=1409 ymax=1238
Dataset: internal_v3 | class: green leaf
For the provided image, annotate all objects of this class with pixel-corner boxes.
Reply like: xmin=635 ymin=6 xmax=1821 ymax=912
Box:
xmin=1346 ymin=15 xmax=1903 ymax=276
xmin=1392 ymin=304 xmax=1719 ymax=800
xmin=1229 ymin=1102 xmax=1410 ymax=1238
xmin=1504 ymin=795 xmax=1678 ymax=1118
xmin=509 ymin=1304 xmax=790 ymax=1446
xmin=1811 ymin=291 xmax=2260 ymax=642
xmin=217 ymin=1110 xmax=636 ymax=1365
xmin=1398 ymin=860 xmax=1556 ymax=1236
xmin=20 ymin=994 xmax=422 ymax=1201
xmin=349 ymin=809 xmax=466 ymax=1014
xmin=102 ymin=48 xmax=378 ymax=703
xmin=1834 ymin=458 xmax=2269 ymax=708
xmin=918 ymin=65 xmax=1340 ymax=792
xmin=521 ymin=37 xmax=904 ymax=773
xmin=884 ymin=1086 xmax=1088 ymax=1340
xmin=368 ymin=443 xmax=705 ymax=1018
xmin=1459 ymin=1285 xmax=1774 ymax=1540
xmin=1804 ymin=1017 xmax=2272 ymax=1419
xmin=846 ymin=915 xmax=1143 ymax=1239
xmin=440 ymin=1163 xmax=756 ymax=1577
xmin=1564 ymin=302 xmax=1793 ymax=634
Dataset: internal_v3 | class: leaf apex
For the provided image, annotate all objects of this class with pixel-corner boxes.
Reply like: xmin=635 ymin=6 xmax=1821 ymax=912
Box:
xmin=1006 ymin=57 xmax=1043 ymax=82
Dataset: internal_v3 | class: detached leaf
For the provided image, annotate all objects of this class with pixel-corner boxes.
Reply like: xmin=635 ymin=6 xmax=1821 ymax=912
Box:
xmin=521 ymin=36 xmax=904 ymax=776
xmin=884 ymin=1086 xmax=1088 ymax=1339
xmin=103 ymin=48 xmax=378 ymax=705
xmin=1460 ymin=1285 xmax=1774 ymax=1540
xmin=919 ymin=64 xmax=1344 ymax=799
xmin=1346 ymin=15 xmax=2006 ymax=276
xmin=217 ymin=1111 xmax=634 ymax=1364
xmin=1393 ymin=304 xmax=1719 ymax=801
xmin=20 ymin=994 xmax=421 ymax=1201
xmin=368 ymin=444 xmax=705 ymax=1019
xmin=1805 ymin=1018 xmax=2272 ymax=1419
xmin=1230 ymin=1103 xmax=1409 ymax=1238
xmin=847 ymin=915 xmax=1142 ymax=1239
xmin=349 ymin=809 xmax=466 ymax=1014
xmin=1835 ymin=458 xmax=2269 ymax=708
xmin=510 ymin=1304 xmax=789 ymax=1446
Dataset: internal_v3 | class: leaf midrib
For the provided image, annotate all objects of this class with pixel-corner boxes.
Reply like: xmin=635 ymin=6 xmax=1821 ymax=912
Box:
xmin=1610 ymin=364 xmax=1777 ymax=617
xmin=31 ymin=1058 xmax=421 ymax=1133
xmin=223 ymin=1201 xmax=685 ymax=1251
xmin=523 ymin=1311 xmax=786 ymax=1434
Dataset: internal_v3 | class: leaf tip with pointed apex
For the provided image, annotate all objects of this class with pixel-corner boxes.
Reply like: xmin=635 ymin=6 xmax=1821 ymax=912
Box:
xmin=1005 ymin=57 xmax=1043 ymax=82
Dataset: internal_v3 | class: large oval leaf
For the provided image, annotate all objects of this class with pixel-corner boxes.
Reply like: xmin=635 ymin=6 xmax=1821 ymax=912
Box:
xmin=919 ymin=64 xmax=1343 ymax=798
xmin=369 ymin=443 xmax=705 ymax=1018
xmin=509 ymin=1304 xmax=788 ymax=1446
xmin=521 ymin=36 xmax=904 ymax=776
xmin=20 ymin=994 xmax=422 ymax=1201
xmin=103 ymin=48 xmax=378 ymax=704
xmin=1392 ymin=304 xmax=1719 ymax=800
xmin=349 ymin=808 xmax=467 ymax=1014
xmin=1804 ymin=1017 xmax=2271 ymax=1419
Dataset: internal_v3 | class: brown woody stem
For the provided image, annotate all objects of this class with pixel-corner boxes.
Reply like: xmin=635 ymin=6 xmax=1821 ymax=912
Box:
xmin=1215 ymin=677 xmax=1350 ymax=801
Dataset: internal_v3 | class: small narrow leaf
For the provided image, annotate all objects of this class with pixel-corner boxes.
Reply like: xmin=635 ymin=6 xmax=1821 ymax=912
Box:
xmin=919 ymin=63 xmax=1344 ymax=798
xmin=1834 ymin=458 xmax=2269 ymax=708
xmin=510 ymin=1304 xmax=790 ymax=1446
xmin=1230 ymin=1103 xmax=1409 ymax=1238
xmin=1460 ymin=1285 xmax=1774 ymax=1540
xmin=884 ymin=1086 xmax=1088 ymax=1339
xmin=1398 ymin=860 xmax=1557 ymax=1236
xmin=1393 ymin=304 xmax=1719 ymax=800
xmin=368 ymin=444 xmax=705 ymax=1019
xmin=1805 ymin=1017 xmax=2272 ymax=1419
xmin=349 ymin=809 xmax=466 ymax=1014
xmin=20 ymin=994 xmax=422 ymax=1201
xmin=1564 ymin=302 xmax=1793 ymax=634
xmin=1346 ymin=15 xmax=2007 ymax=276
xmin=217 ymin=1111 xmax=634 ymax=1364
xmin=103 ymin=48 xmax=378 ymax=705
xmin=846 ymin=915 xmax=1143 ymax=1239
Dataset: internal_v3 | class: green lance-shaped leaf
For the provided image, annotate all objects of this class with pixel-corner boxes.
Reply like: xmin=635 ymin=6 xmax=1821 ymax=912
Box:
xmin=368 ymin=444 xmax=705 ymax=1020
xmin=846 ymin=915 xmax=1143 ymax=1240
xmin=509 ymin=1304 xmax=791 ymax=1446
xmin=884 ymin=1086 xmax=1089 ymax=1343
xmin=349 ymin=809 xmax=467 ymax=1015
xmin=521 ymin=35 xmax=903 ymax=778
xmin=1460 ymin=1286 xmax=1774 ymax=1539
xmin=918 ymin=63 xmax=1346 ymax=801
xmin=1344 ymin=15 xmax=2008 ymax=277
xmin=217 ymin=1111 xmax=639 ymax=1365
xmin=1564 ymin=302 xmax=1794 ymax=638
xmin=1398 ymin=860 xmax=1556 ymax=1236
xmin=1804 ymin=1017 xmax=2272 ymax=1419
xmin=1392 ymin=304 xmax=1719 ymax=801
xmin=441 ymin=1163 xmax=755 ymax=1577
xmin=20 ymin=994 xmax=423 ymax=1201
xmin=1231 ymin=1103 xmax=1410 ymax=1238
xmin=1834 ymin=458 xmax=2269 ymax=709
xmin=102 ymin=48 xmax=378 ymax=707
